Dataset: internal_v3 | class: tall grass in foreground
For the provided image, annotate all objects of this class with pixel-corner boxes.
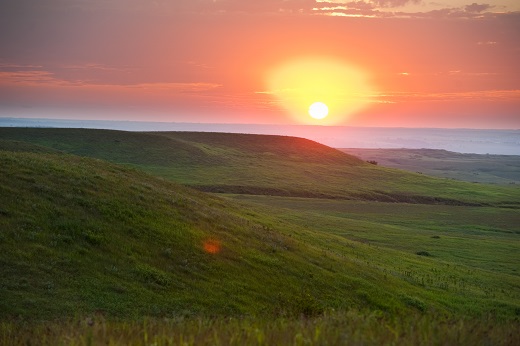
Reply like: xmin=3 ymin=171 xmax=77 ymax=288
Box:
xmin=2 ymin=311 xmax=519 ymax=346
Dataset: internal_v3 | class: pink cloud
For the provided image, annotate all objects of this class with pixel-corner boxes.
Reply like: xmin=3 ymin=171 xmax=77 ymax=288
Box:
xmin=0 ymin=68 xmax=221 ymax=93
xmin=377 ymin=90 xmax=520 ymax=103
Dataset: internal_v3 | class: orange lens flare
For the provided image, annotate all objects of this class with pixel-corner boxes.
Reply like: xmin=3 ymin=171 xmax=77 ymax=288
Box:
xmin=203 ymin=240 xmax=221 ymax=254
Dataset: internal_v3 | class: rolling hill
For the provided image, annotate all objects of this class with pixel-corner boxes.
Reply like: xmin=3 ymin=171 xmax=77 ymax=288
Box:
xmin=0 ymin=148 xmax=414 ymax=319
xmin=1 ymin=128 xmax=519 ymax=207
xmin=1 ymin=144 xmax=519 ymax=322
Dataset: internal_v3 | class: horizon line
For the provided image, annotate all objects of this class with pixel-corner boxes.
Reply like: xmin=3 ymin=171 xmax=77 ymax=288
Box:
xmin=1 ymin=117 xmax=518 ymax=132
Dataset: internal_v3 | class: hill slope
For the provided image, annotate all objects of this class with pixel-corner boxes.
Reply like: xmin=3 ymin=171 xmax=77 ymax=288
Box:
xmin=1 ymin=128 xmax=519 ymax=207
xmin=2 ymin=149 xmax=519 ymax=320
xmin=0 ymin=150 xmax=394 ymax=319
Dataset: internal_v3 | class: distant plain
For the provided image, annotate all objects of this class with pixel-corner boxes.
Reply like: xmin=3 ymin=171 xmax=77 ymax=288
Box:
xmin=340 ymin=148 xmax=520 ymax=185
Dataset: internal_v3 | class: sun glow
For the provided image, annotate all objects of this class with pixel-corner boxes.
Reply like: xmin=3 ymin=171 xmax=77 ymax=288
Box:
xmin=266 ymin=57 xmax=375 ymax=124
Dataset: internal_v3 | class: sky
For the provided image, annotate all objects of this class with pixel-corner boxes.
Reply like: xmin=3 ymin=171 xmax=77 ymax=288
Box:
xmin=0 ymin=0 xmax=519 ymax=128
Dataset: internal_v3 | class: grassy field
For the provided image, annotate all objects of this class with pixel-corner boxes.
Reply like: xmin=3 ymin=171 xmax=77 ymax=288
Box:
xmin=340 ymin=148 xmax=520 ymax=185
xmin=227 ymin=195 xmax=520 ymax=276
xmin=1 ymin=128 xmax=519 ymax=344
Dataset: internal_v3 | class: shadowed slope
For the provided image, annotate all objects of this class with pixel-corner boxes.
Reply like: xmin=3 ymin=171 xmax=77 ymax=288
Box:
xmin=0 ymin=128 xmax=220 ymax=166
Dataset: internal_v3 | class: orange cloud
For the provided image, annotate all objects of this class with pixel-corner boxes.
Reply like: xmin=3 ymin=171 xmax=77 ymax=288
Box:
xmin=0 ymin=69 xmax=221 ymax=93
xmin=377 ymin=90 xmax=520 ymax=103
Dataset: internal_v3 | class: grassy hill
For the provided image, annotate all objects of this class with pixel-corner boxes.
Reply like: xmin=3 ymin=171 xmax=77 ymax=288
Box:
xmin=1 ymin=128 xmax=519 ymax=207
xmin=1 ymin=148 xmax=519 ymax=320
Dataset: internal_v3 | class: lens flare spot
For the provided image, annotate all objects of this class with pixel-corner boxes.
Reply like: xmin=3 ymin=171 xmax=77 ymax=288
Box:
xmin=203 ymin=240 xmax=221 ymax=254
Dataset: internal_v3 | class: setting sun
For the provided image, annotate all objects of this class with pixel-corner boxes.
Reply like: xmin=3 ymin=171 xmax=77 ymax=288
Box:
xmin=309 ymin=102 xmax=328 ymax=119
xmin=265 ymin=57 xmax=375 ymax=125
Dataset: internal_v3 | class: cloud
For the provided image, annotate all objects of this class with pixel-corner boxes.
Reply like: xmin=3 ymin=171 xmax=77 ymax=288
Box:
xmin=477 ymin=41 xmax=497 ymax=45
xmin=126 ymin=82 xmax=222 ymax=93
xmin=0 ymin=63 xmax=43 ymax=69
xmin=371 ymin=0 xmax=421 ymax=7
xmin=316 ymin=0 xmax=420 ymax=8
xmin=0 ymin=67 xmax=221 ymax=93
xmin=312 ymin=1 xmax=511 ymax=19
xmin=0 ymin=71 xmax=65 ymax=87
xmin=387 ymin=6 xmax=511 ymax=19
xmin=465 ymin=3 xmax=492 ymax=13
xmin=61 ymin=63 xmax=130 ymax=72
xmin=377 ymin=90 xmax=520 ymax=103
xmin=1 ymin=0 xmax=516 ymax=19
xmin=344 ymin=1 xmax=376 ymax=10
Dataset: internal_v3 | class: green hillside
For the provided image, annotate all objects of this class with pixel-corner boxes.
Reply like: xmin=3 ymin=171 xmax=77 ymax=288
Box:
xmin=1 ymin=128 xmax=519 ymax=207
xmin=2 ymin=149 xmax=520 ymax=322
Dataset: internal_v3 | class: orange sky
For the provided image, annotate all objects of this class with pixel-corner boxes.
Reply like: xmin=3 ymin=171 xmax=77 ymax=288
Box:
xmin=0 ymin=0 xmax=519 ymax=128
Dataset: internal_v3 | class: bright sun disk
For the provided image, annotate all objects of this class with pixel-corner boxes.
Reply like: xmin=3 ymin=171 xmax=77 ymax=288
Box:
xmin=309 ymin=102 xmax=328 ymax=119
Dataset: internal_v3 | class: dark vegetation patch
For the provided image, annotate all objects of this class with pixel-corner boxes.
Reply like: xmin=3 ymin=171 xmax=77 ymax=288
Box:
xmin=0 ymin=128 xmax=223 ymax=166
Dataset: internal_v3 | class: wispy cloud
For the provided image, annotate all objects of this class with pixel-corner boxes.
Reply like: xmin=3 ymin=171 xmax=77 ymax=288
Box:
xmin=0 ymin=68 xmax=221 ymax=93
xmin=378 ymin=89 xmax=520 ymax=102
xmin=0 ymin=63 xmax=43 ymax=69
xmin=0 ymin=71 xmax=67 ymax=87
xmin=312 ymin=0 xmax=516 ymax=18
xmin=465 ymin=3 xmax=493 ymax=13
xmin=6 ymin=0 xmax=517 ymax=18
xmin=125 ymin=82 xmax=222 ymax=93
xmin=61 ymin=63 xmax=132 ymax=72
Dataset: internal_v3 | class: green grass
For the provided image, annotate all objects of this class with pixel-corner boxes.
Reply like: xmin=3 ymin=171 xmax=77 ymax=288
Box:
xmin=226 ymin=195 xmax=520 ymax=276
xmin=1 ymin=129 xmax=520 ymax=343
xmin=1 ymin=149 xmax=519 ymax=318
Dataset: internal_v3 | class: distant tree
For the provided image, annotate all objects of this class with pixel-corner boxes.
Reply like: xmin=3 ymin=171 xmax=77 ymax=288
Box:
xmin=366 ymin=160 xmax=378 ymax=165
